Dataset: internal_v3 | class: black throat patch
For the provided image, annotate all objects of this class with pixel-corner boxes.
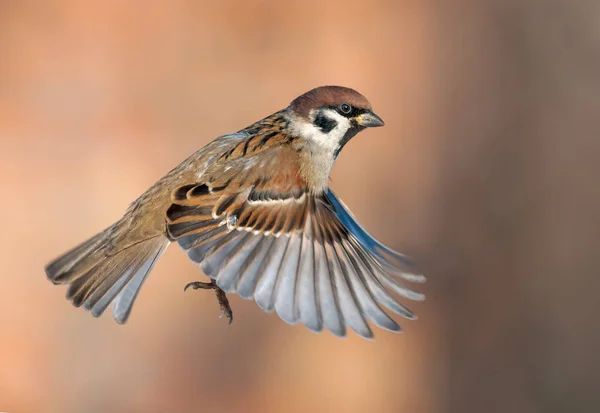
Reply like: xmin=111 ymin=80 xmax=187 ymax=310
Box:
xmin=334 ymin=124 xmax=364 ymax=159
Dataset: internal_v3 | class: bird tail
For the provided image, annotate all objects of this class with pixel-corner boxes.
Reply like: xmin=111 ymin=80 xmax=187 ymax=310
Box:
xmin=45 ymin=224 xmax=169 ymax=324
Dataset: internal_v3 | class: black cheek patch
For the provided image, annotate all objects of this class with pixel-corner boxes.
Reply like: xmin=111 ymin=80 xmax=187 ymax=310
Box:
xmin=314 ymin=112 xmax=338 ymax=133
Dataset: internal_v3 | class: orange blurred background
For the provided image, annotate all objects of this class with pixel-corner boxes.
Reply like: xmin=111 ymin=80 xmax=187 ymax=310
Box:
xmin=1 ymin=1 xmax=599 ymax=412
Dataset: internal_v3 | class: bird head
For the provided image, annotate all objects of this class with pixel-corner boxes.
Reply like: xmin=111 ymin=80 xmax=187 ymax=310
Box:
xmin=287 ymin=86 xmax=385 ymax=158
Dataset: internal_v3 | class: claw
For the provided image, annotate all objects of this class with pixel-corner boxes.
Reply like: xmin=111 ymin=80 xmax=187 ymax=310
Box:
xmin=185 ymin=279 xmax=233 ymax=325
xmin=184 ymin=281 xmax=214 ymax=292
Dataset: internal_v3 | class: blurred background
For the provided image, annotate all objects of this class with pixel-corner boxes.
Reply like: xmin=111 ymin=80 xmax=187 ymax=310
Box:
xmin=1 ymin=1 xmax=599 ymax=412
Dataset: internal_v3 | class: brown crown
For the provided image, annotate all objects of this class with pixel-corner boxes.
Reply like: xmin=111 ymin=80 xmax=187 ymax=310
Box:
xmin=289 ymin=86 xmax=372 ymax=119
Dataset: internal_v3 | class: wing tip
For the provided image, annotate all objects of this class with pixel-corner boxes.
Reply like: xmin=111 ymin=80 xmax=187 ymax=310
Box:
xmin=403 ymin=273 xmax=427 ymax=283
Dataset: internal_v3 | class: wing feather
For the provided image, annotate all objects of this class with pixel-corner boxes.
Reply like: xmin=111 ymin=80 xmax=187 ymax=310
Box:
xmin=326 ymin=189 xmax=425 ymax=283
xmin=346 ymin=236 xmax=417 ymax=319
xmin=216 ymin=233 xmax=263 ymax=293
xmin=314 ymin=239 xmax=345 ymax=337
xmin=274 ymin=233 xmax=302 ymax=324
xmin=338 ymin=239 xmax=400 ymax=332
xmin=236 ymin=235 xmax=277 ymax=299
xmin=166 ymin=160 xmax=424 ymax=337
xmin=328 ymin=241 xmax=372 ymax=338
xmin=254 ymin=235 xmax=291 ymax=312
xmin=200 ymin=231 xmax=249 ymax=276
xmin=295 ymin=227 xmax=321 ymax=332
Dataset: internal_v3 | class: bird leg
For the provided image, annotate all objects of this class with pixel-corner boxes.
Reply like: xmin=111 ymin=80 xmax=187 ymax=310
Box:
xmin=184 ymin=279 xmax=233 ymax=324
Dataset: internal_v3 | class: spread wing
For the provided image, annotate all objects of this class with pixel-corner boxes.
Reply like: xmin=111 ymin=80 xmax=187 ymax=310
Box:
xmin=166 ymin=149 xmax=424 ymax=338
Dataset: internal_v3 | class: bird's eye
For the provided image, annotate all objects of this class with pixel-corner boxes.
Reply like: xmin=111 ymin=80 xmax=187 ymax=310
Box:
xmin=339 ymin=103 xmax=352 ymax=115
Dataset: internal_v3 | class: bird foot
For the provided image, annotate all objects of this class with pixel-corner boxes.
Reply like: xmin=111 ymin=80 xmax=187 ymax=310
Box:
xmin=184 ymin=280 xmax=233 ymax=324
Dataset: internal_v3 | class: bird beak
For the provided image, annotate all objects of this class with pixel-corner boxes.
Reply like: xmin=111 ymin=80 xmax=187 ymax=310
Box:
xmin=356 ymin=110 xmax=385 ymax=128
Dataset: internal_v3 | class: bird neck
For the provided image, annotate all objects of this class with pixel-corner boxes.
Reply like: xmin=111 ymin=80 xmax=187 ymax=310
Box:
xmin=290 ymin=137 xmax=334 ymax=195
xmin=285 ymin=111 xmax=344 ymax=194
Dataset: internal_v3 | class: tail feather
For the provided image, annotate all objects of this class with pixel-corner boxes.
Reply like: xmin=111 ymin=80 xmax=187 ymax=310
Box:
xmin=46 ymin=230 xmax=109 ymax=284
xmin=67 ymin=248 xmax=134 ymax=307
xmin=45 ymin=227 xmax=169 ymax=323
xmin=112 ymin=242 xmax=167 ymax=324
xmin=82 ymin=245 xmax=149 ymax=312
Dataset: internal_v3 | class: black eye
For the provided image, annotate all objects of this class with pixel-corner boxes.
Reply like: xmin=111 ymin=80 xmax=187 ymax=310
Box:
xmin=339 ymin=103 xmax=352 ymax=115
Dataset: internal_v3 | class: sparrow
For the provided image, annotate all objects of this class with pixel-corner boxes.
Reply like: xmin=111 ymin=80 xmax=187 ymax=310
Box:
xmin=45 ymin=86 xmax=425 ymax=339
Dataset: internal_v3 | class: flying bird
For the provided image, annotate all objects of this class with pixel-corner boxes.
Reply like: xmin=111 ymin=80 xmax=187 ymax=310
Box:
xmin=45 ymin=86 xmax=425 ymax=338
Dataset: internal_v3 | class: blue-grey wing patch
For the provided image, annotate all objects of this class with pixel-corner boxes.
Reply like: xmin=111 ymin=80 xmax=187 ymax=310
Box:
xmin=326 ymin=188 xmax=426 ymax=283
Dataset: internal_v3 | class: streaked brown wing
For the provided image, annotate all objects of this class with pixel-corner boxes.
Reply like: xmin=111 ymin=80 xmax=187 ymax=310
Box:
xmin=166 ymin=152 xmax=424 ymax=338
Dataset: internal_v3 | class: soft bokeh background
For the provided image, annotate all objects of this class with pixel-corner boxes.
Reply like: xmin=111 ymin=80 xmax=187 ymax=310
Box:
xmin=1 ymin=1 xmax=599 ymax=412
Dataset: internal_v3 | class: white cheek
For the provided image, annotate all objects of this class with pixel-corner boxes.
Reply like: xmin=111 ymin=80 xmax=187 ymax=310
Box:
xmin=304 ymin=125 xmax=338 ymax=152
xmin=288 ymin=109 xmax=351 ymax=153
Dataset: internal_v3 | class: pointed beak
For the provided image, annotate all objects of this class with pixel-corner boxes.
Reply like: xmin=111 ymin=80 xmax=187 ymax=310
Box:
xmin=356 ymin=110 xmax=385 ymax=128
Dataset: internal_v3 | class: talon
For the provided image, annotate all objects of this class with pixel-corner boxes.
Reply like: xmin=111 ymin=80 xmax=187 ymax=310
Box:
xmin=184 ymin=281 xmax=213 ymax=291
xmin=184 ymin=279 xmax=233 ymax=324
